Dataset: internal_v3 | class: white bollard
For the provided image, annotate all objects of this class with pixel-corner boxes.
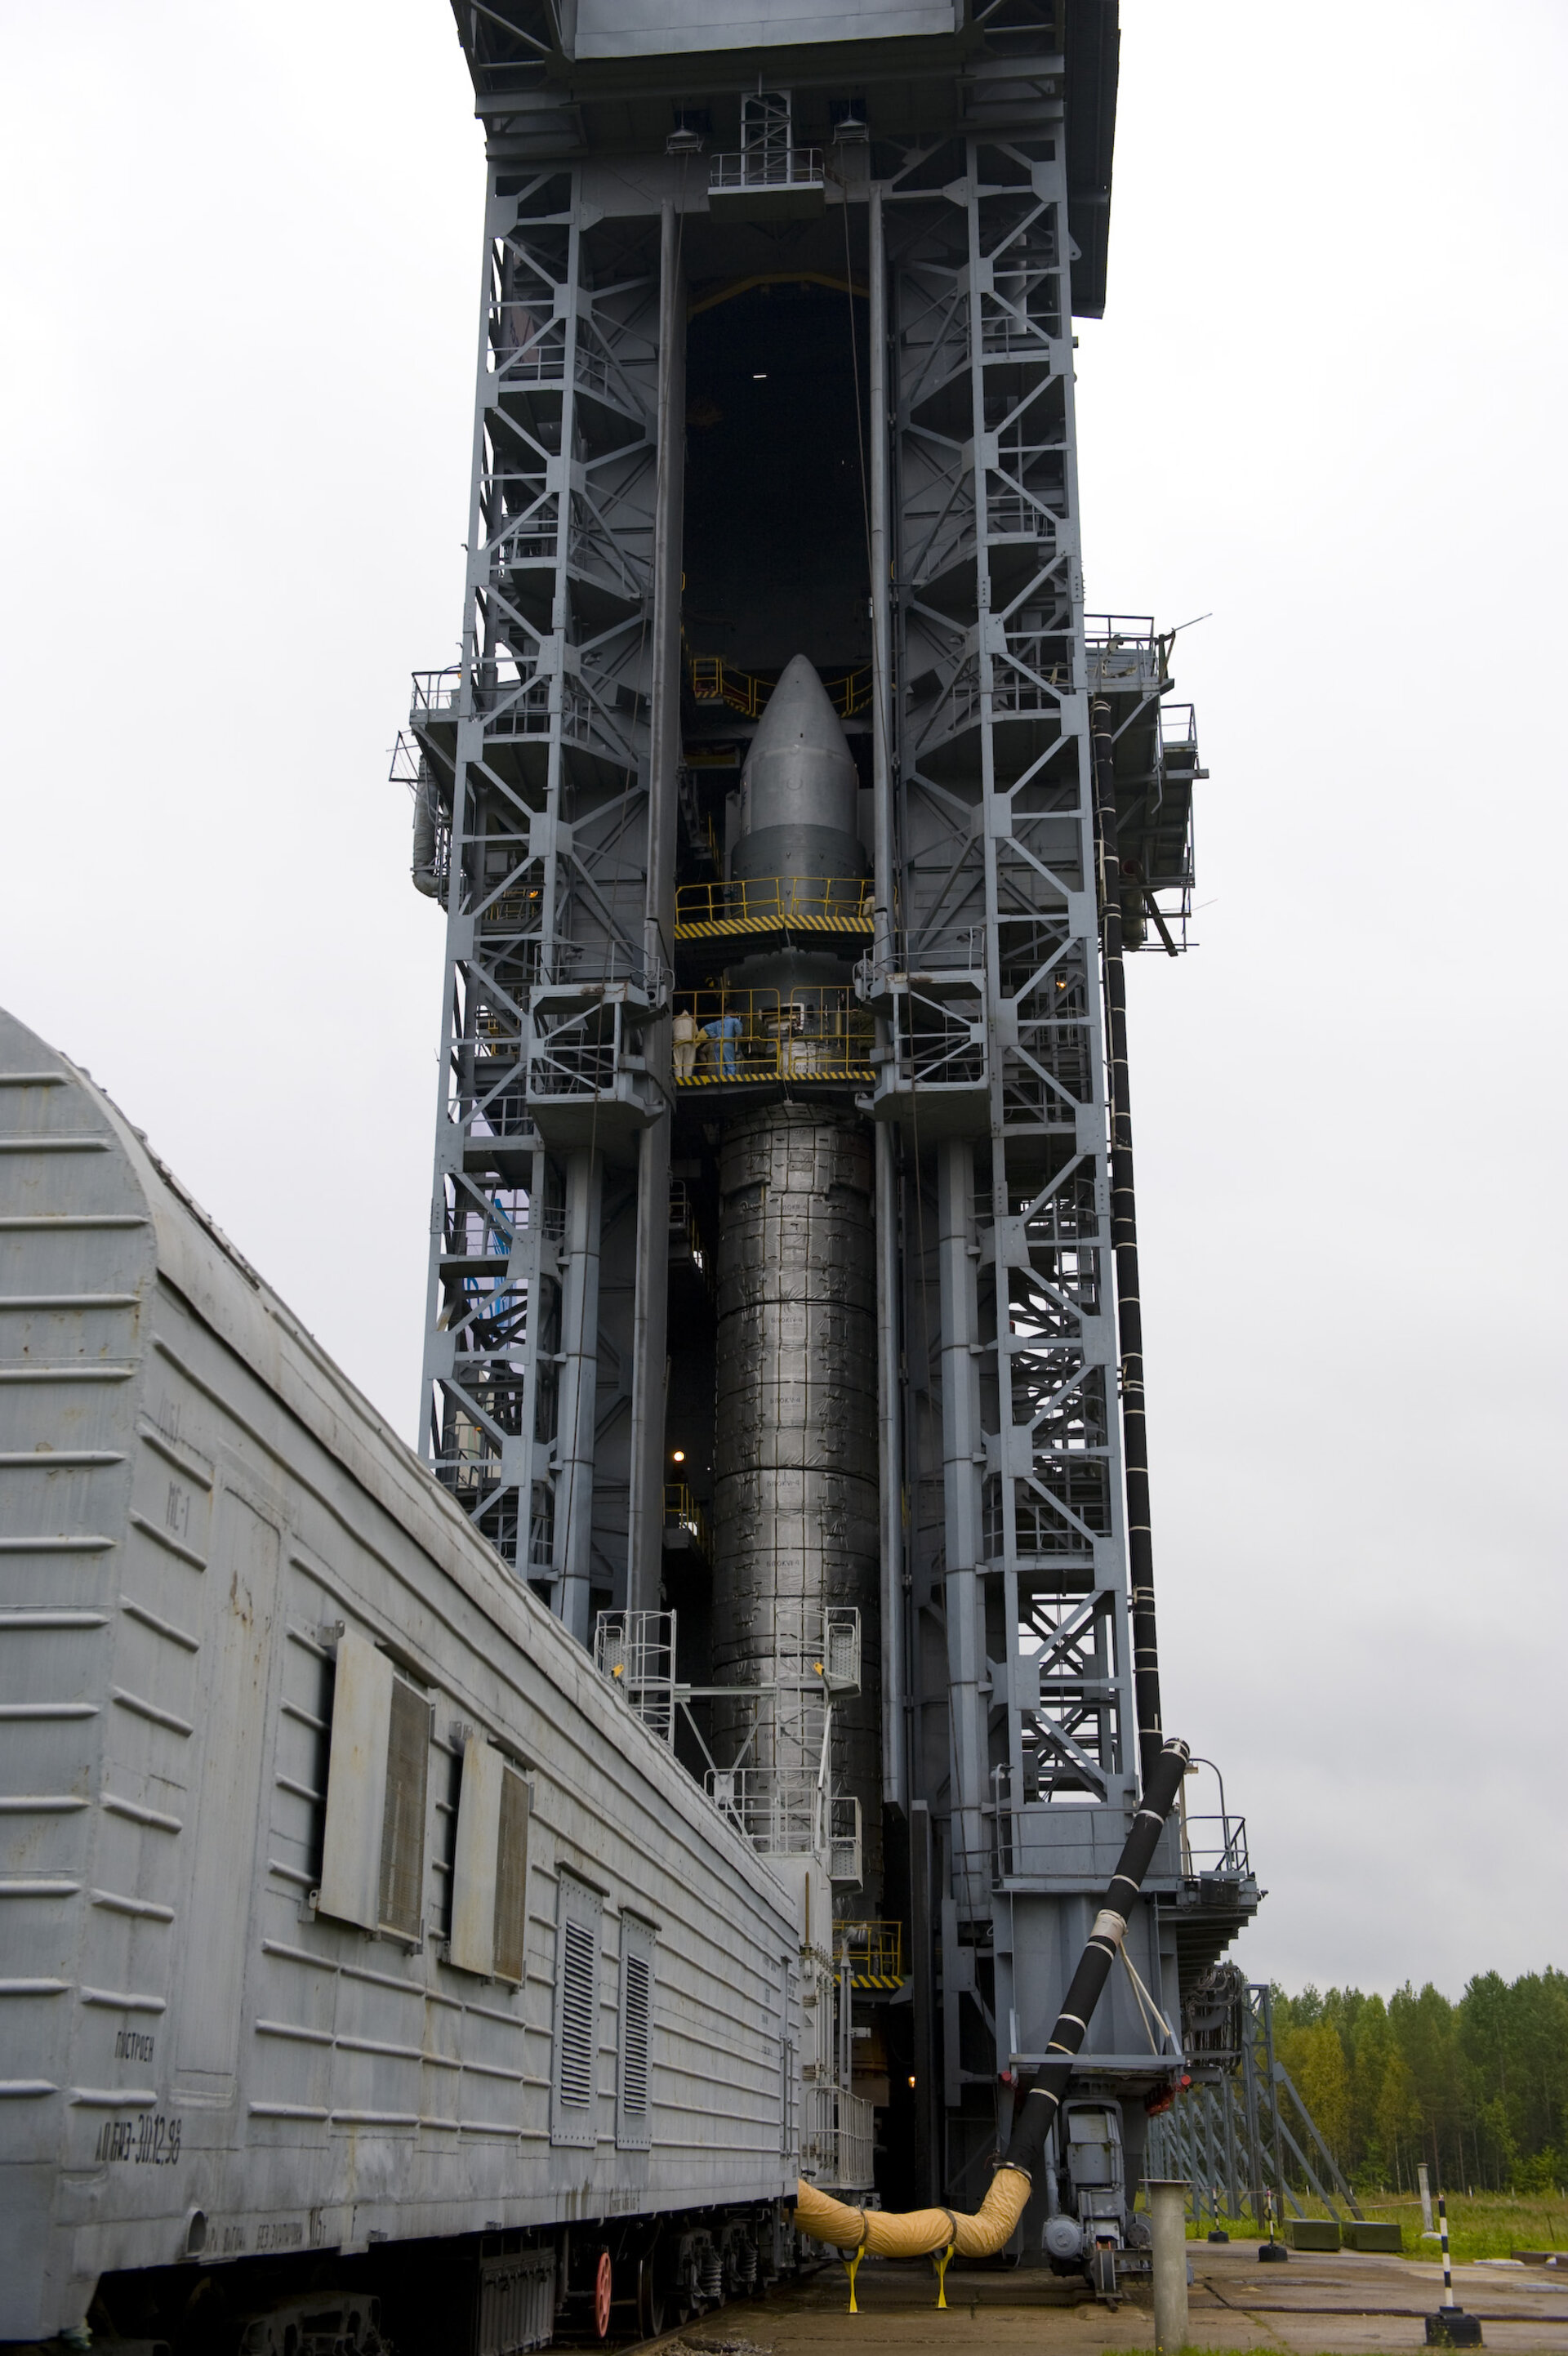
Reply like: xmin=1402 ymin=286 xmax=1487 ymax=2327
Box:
xmin=1147 ymin=2178 xmax=1190 ymax=2354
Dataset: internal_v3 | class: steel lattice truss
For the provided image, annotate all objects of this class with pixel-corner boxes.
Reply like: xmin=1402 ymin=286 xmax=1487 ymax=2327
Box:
xmin=409 ymin=172 xmax=667 ymax=1617
xmin=873 ymin=130 xmax=1134 ymax=1873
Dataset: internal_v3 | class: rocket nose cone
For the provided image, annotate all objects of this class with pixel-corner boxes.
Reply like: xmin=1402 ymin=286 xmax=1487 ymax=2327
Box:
xmin=735 ymin=651 xmax=862 ymax=880
xmin=750 ymin=654 xmax=853 ymax=764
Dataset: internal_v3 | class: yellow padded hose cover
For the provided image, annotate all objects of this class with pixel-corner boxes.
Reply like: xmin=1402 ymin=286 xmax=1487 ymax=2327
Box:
xmin=793 ymin=2164 xmax=1031 ymax=2259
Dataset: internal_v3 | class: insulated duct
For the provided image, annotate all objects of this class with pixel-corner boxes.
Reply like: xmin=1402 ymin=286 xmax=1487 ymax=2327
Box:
xmin=411 ymin=765 xmax=444 ymax=900
xmin=793 ymin=1737 xmax=1191 ymax=2255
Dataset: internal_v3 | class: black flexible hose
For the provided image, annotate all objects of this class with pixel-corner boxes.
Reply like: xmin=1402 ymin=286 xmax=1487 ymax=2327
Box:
xmin=1001 ymin=1735 xmax=1190 ymax=2179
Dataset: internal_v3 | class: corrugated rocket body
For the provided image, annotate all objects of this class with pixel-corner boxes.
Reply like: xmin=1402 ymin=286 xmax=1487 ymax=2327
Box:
xmin=711 ymin=1108 xmax=881 ymax=1904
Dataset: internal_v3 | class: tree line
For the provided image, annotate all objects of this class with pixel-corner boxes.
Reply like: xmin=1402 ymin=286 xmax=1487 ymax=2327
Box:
xmin=1271 ymin=1968 xmax=1568 ymax=2194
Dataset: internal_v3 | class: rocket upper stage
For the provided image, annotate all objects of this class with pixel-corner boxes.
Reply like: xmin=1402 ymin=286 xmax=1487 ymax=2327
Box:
xmin=733 ymin=653 xmax=866 ymax=889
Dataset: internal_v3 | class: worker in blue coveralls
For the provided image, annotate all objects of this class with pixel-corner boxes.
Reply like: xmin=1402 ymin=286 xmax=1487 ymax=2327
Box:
xmin=703 ymin=1009 xmax=742 ymax=1078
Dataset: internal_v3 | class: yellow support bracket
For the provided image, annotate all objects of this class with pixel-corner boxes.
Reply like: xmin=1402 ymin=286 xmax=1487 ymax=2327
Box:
xmin=933 ymin=2238 xmax=956 ymax=2309
xmin=844 ymin=2245 xmax=863 ymax=2314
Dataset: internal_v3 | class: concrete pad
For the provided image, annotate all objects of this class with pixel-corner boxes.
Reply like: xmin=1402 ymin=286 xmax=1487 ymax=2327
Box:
xmin=638 ymin=2242 xmax=1568 ymax=2356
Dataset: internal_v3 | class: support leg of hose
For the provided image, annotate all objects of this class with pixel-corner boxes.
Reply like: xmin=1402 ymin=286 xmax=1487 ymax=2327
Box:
xmin=933 ymin=2241 xmax=955 ymax=2308
xmin=844 ymin=2247 xmax=862 ymax=2314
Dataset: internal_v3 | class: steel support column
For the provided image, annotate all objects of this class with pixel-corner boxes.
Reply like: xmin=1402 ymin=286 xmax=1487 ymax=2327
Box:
xmin=555 ymin=1147 xmax=603 ymax=1644
xmin=869 ymin=182 xmax=906 ymax=1811
xmin=626 ymin=199 xmax=686 ymax=1614
xmin=937 ymin=1138 xmax=986 ymax=1907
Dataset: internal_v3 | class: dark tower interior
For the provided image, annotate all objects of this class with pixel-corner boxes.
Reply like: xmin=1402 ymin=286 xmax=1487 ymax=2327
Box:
xmin=662 ymin=273 xmax=878 ymax=1825
xmin=682 ymin=279 xmax=871 ymax=672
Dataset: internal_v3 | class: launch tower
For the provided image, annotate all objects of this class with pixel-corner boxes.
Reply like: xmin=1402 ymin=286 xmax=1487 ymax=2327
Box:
xmin=399 ymin=0 xmax=1258 ymax=2225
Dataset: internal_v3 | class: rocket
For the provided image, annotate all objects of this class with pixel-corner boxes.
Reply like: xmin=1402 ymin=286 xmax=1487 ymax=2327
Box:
xmin=708 ymin=656 xmax=882 ymax=1908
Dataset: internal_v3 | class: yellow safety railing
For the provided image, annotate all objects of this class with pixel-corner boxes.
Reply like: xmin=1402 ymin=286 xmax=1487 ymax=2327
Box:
xmin=671 ymin=988 xmax=874 ymax=1085
xmin=690 ymin=652 xmax=764 ymax=718
xmin=837 ymin=1921 xmax=906 ymax=1985
xmin=674 ymin=875 xmax=872 ymax=936
xmin=688 ymin=653 xmax=871 ymax=723
xmin=664 ymin=1483 xmax=710 ymax=1558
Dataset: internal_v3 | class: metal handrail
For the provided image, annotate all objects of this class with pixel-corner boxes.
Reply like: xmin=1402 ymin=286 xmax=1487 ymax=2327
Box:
xmin=706 ymin=1766 xmax=821 ymax=1853
xmin=709 ymin=145 xmax=824 ymax=192
xmin=1084 ymin=612 xmax=1159 ymax=644
xmin=535 ymin=935 xmax=670 ymax=997
xmin=835 ymin=1920 xmax=905 ymax=1980
xmin=411 ymin=666 xmax=462 ymax=715
xmin=688 ymin=652 xmax=871 ymax=722
xmin=1183 ymin=1813 xmax=1251 ymax=1878
xmin=675 ymin=876 xmax=871 ymax=931
xmin=672 ymin=986 xmax=873 ymax=1085
xmin=663 ymin=1482 xmax=710 ymax=1557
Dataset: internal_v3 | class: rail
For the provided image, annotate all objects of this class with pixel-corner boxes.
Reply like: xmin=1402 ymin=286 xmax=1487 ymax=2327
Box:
xmin=411 ymin=666 xmax=462 ymax=716
xmin=1084 ymin=612 xmax=1159 ymax=645
xmin=595 ymin=1609 xmax=677 ymax=1746
xmin=703 ymin=1764 xmax=859 ymax=1886
xmin=1160 ymin=699 xmax=1199 ymax=751
xmin=821 ymin=1608 xmax=860 ymax=1693
xmin=709 ymin=145 xmax=824 ymax=194
xmin=838 ymin=2091 xmax=875 ymax=2192
xmin=706 ymin=1766 xmax=820 ymax=1854
xmin=409 ymin=664 xmax=559 ymax=728
xmin=836 ymin=1920 xmax=905 ymax=1984
xmin=443 ymin=1190 xmax=524 ymax=1258
xmin=1181 ymin=1812 xmax=1251 ymax=1879
xmin=688 ymin=652 xmax=870 ymax=722
xmin=667 ymin=1178 xmax=710 ymax=1286
xmin=672 ymin=987 xmax=872 ymax=1086
xmin=532 ymin=933 xmax=669 ymax=997
xmin=663 ymin=1482 xmax=710 ymax=1559
xmin=827 ymin=1795 xmax=862 ymax=1886
xmin=875 ymin=973 xmax=987 ymax=1093
xmin=800 ymin=2084 xmax=874 ymax=2191
xmin=675 ymin=876 xmax=871 ymax=936
xmin=489 ymin=326 xmax=624 ymax=412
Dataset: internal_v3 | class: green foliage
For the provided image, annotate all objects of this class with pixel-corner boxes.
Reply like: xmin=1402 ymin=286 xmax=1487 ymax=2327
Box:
xmin=1268 ymin=1968 xmax=1568 ymax=2193
xmin=1179 ymin=2190 xmax=1568 ymax=2265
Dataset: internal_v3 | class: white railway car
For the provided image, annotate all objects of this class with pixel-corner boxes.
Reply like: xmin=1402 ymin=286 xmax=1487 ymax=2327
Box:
xmin=0 ymin=1006 xmax=808 ymax=2349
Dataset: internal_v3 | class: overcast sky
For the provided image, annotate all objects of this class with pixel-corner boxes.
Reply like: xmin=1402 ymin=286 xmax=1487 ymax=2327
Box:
xmin=3 ymin=2 xmax=1563 ymax=2004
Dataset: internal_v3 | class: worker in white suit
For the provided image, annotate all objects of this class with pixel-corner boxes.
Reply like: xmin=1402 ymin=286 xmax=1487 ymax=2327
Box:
xmin=672 ymin=1004 xmax=698 ymax=1082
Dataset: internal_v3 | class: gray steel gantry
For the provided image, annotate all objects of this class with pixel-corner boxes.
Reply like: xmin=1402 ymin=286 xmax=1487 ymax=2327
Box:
xmin=865 ymin=125 xmax=1214 ymax=2202
xmin=400 ymin=0 xmax=1254 ymax=2219
xmin=400 ymin=178 xmax=684 ymax=1637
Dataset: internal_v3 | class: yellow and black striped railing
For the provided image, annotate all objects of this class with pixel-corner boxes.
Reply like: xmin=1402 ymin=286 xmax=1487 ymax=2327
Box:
xmin=838 ymin=1920 xmax=906 ymax=1989
xmin=674 ymin=876 xmax=872 ymax=940
xmin=672 ymin=987 xmax=873 ymax=1088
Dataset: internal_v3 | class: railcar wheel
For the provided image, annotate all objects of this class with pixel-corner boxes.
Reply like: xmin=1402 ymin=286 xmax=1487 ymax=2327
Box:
xmin=635 ymin=2256 xmax=665 ymax=2340
xmin=594 ymin=2248 xmax=612 ymax=2340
